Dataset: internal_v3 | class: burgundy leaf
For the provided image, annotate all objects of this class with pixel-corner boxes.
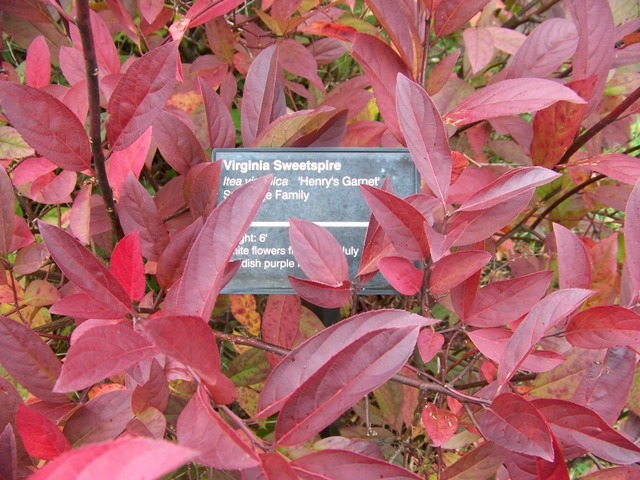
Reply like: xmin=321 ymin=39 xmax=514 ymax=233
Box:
xmin=38 ymin=222 xmax=132 ymax=317
xmin=185 ymin=162 xmax=221 ymax=219
xmin=396 ymin=74 xmax=451 ymax=203
xmin=29 ymin=436 xmax=195 ymax=480
xmin=308 ymin=38 xmax=348 ymax=65
xmin=430 ymin=250 xmax=491 ymax=295
xmin=118 ymin=173 xmax=170 ymax=261
xmin=417 ymin=329 xmax=444 ymax=363
xmin=106 ymin=127 xmax=152 ymax=198
xmin=278 ymin=38 xmax=325 ymax=91
xmin=141 ymin=315 xmax=236 ymax=405
xmin=351 ymin=33 xmax=411 ymax=141
xmin=258 ymin=310 xmax=432 ymax=418
xmin=554 ymin=223 xmax=591 ymax=290
xmin=574 ymin=153 xmax=640 ymax=185
xmin=152 ymin=109 xmax=207 ymax=175
xmin=0 ymin=424 xmax=17 ymax=480
xmin=55 ymin=323 xmax=156 ymax=392
xmin=110 ymin=231 xmax=145 ymax=302
xmin=504 ymin=435 xmax=569 ymax=480
xmin=433 ymin=0 xmax=490 ymax=38
xmin=427 ymin=49 xmax=460 ymax=96
xmin=444 ymin=79 xmax=587 ymax=127
xmin=199 ymin=78 xmax=235 ymax=149
xmin=25 ymin=35 xmax=50 ymax=88
xmin=565 ymin=306 xmax=640 ymax=349
xmin=498 ymin=289 xmax=593 ymax=387
xmin=0 ymin=167 xmax=14 ymax=255
xmin=479 ymin=393 xmax=553 ymax=461
xmin=164 ymin=176 xmax=271 ymax=319
xmin=156 ymin=218 xmax=203 ymax=290
xmin=289 ymin=218 xmax=348 ymax=286
xmin=360 ymin=184 xmax=429 ymax=261
xmin=131 ymin=359 xmax=169 ymax=413
xmin=465 ymin=271 xmax=553 ymax=327
xmin=0 ymin=83 xmax=91 ymax=171
xmin=377 ymin=256 xmax=422 ymax=295
xmin=177 ymin=387 xmax=259 ymax=469
xmin=422 ymin=403 xmax=458 ymax=447
xmin=441 ymin=441 xmax=505 ymax=480
xmin=289 ymin=276 xmax=351 ymax=309
xmin=626 ymin=178 xmax=640 ymax=293
xmin=458 ymin=167 xmax=560 ymax=212
xmin=291 ymin=449 xmax=422 ymax=480
xmin=533 ymin=398 xmax=640 ymax=464
xmin=0 ymin=316 xmax=66 ymax=403
xmin=106 ymin=42 xmax=177 ymax=151
xmin=241 ymin=45 xmax=283 ymax=147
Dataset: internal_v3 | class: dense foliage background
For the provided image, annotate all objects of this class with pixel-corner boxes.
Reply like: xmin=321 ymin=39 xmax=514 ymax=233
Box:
xmin=1 ymin=0 xmax=640 ymax=478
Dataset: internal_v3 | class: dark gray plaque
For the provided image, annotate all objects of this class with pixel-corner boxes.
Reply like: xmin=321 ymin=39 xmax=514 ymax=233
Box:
xmin=214 ymin=148 xmax=420 ymax=294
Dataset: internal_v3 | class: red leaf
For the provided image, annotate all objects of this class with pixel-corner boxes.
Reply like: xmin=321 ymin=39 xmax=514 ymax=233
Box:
xmin=242 ymin=452 xmax=299 ymax=480
xmin=106 ymin=42 xmax=177 ymax=151
xmin=55 ymin=323 xmax=156 ymax=392
xmin=288 ymin=276 xmax=351 ymax=309
xmin=111 ymin=231 xmax=145 ymax=302
xmin=422 ymin=403 xmax=458 ymax=447
xmin=261 ymin=295 xmax=301 ymax=365
xmin=433 ymin=0 xmax=491 ymax=38
xmin=141 ymin=315 xmax=236 ymax=405
xmin=152 ymin=110 xmax=207 ymax=175
xmin=185 ymin=162 xmax=221 ymax=219
xmin=69 ymin=10 xmax=120 ymax=78
xmin=0 ymin=316 xmax=66 ymax=403
xmin=164 ymin=176 xmax=271 ymax=320
xmin=16 ymin=404 xmax=71 ymax=460
xmin=396 ymin=74 xmax=451 ymax=203
xmin=441 ymin=441 xmax=505 ymax=480
xmin=554 ymin=223 xmax=591 ymax=290
xmin=504 ymin=435 xmax=569 ymax=480
xmin=625 ymin=179 xmax=640 ymax=293
xmin=291 ymin=449 xmax=422 ymax=479
xmin=156 ymin=218 xmax=203 ymax=290
xmin=360 ymin=184 xmax=429 ymax=261
xmin=351 ymin=33 xmax=411 ymax=141
xmin=240 ymin=45 xmax=284 ymax=147
xmin=465 ymin=271 xmax=553 ymax=327
xmin=573 ymin=153 xmax=640 ymax=185
xmin=378 ymin=256 xmax=422 ymax=295
xmin=139 ymin=0 xmax=164 ymax=23
xmin=177 ymin=388 xmax=259 ymax=469
xmin=533 ymin=398 xmax=640 ymax=464
xmin=302 ymin=22 xmax=356 ymax=42
xmin=444 ymin=79 xmax=587 ymax=127
xmin=199 ymin=78 xmax=235 ymax=149
xmin=51 ymin=293 xmax=124 ymax=320
xmin=565 ymin=306 xmax=640 ymax=349
xmin=278 ymin=38 xmax=325 ymax=91
xmin=106 ymin=127 xmax=152 ymax=198
xmin=38 ymin=222 xmax=132 ymax=317
xmin=417 ymin=329 xmax=444 ymax=363
xmin=25 ymin=35 xmax=50 ymax=88
xmin=0 ymin=83 xmax=91 ymax=171
xmin=185 ymin=0 xmax=245 ymax=27
xmin=430 ymin=250 xmax=491 ymax=296
xmin=29 ymin=436 xmax=195 ymax=480
xmin=458 ymin=167 xmax=560 ymax=212
xmin=479 ymin=393 xmax=553 ymax=461
xmin=118 ymin=173 xmax=170 ymax=261
xmin=427 ymin=49 xmax=460 ymax=96
xmin=498 ymin=289 xmax=593 ymax=387
xmin=289 ymin=218 xmax=348 ymax=286
xmin=0 ymin=167 xmax=14 ymax=255
xmin=580 ymin=467 xmax=640 ymax=479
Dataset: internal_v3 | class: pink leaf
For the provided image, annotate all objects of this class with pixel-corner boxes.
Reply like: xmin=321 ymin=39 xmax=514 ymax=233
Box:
xmin=427 ymin=49 xmax=460 ymax=96
xmin=240 ymin=45 xmax=283 ymax=147
xmin=199 ymin=78 xmax=235 ymax=149
xmin=444 ymin=79 xmax=587 ymax=127
xmin=0 ymin=316 xmax=66 ymax=403
xmin=29 ymin=436 xmax=195 ymax=480
xmin=0 ymin=167 xmax=14 ymax=255
xmin=106 ymin=128 xmax=152 ymax=198
xmin=441 ymin=441 xmax=505 ymax=480
xmin=422 ymin=403 xmax=458 ymax=447
xmin=177 ymin=388 xmax=259 ymax=469
xmin=0 ymin=83 xmax=91 ymax=171
xmin=463 ymin=28 xmax=494 ymax=74
xmin=554 ymin=224 xmax=591 ymax=290
xmin=573 ymin=153 xmax=640 ymax=185
xmin=430 ymin=251 xmax=491 ymax=296
xmin=261 ymin=295 xmax=301 ymax=365
xmin=465 ymin=271 xmax=553 ymax=327
xmin=289 ymin=218 xmax=348 ymax=286
xmin=69 ymin=10 xmax=120 ymax=77
xmin=458 ymin=167 xmax=560 ymax=212
xmin=111 ymin=231 xmax=145 ymax=302
xmin=141 ymin=315 xmax=236 ymax=405
xmin=433 ymin=0 xmax=491 ymax=38
xmin=106 ymin=42 xmax=177 ymax=151
xmin=533 ymin=398 xmax=640 ymax=464
xmin=625 ymin=178 xmax=640 ymax=293
xmin=242 ymin=452 xmax=299 ymax=480
xmin=479 ymin=393 xmax=553 ymax=461
xmin=565 ymin=306 xmax=640 ymax=349
xmin=417 ymin=329 xmax=444 ymax=363
xmin=39 ymin=222 xmax=132 ymax=317
xmin=164 ymin=176 xmax=271 ymax=320
xmin=396 ymin=74 xmax=451 ymax=203
xmin=69 ymin=184 xmax=92 ymax=244
xmin=0 ymin=424 xmax=17 ymax=480
xmin=51 ymin=292 xmax=124 ymax=320
xmin=378 ymin=256 xmax=422 ymax=295
xmin=278 ymin=39 xmax=325 ymax=91
xmin=185 ymin=0 xmax=245 ymax=27
xmin=288 ymin=276 xmax=351 ymax=309
xmin=55 ymin=323 xmax=156 ymax=392
xmin=16 ymin=404 xmax=69 ymax=460
xmin=360 ymin=185 xmax=429 ymax=261
xmin=579 ymin=467 xmax=640 ymax=479
xmin=291 ymin=449 xmax=423 ymax=479
xmin=152 ymin=110 xmax=207 ymax=175
xmin=498 ymin=289 xmax=593 ymax=387
xmin=139 ymin=0 xmax=164 ymax=23
xmin=25 ymin=35 xmax=50 ymax=88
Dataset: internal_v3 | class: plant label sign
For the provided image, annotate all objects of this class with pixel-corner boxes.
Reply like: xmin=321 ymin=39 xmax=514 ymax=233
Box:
xmin=215 ymin=148 xmax=420 ymax=294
